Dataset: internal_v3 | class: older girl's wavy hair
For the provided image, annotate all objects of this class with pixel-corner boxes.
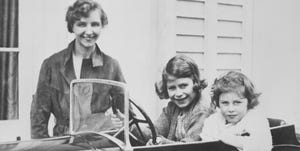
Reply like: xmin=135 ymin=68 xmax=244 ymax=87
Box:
xmin=155 ymin=55 xmax=207 ymax=99
xmin=211 ymin=71 xmax=261 ymax=110
xmin=65 ymin=0 xmax=108 ymax=33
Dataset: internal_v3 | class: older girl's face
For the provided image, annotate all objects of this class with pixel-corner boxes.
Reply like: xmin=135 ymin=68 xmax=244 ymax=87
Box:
xmin=167 ymin=76 xmax=196 ymax=109
xmin=219 ymin=92 xmax=248 ymax=125
xmin=73 ymin=9 xmax=102 ymax=49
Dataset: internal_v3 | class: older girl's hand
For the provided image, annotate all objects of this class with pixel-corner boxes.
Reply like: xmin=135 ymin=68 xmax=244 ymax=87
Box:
xmin=146 ymin=136 xmax=175 ymax=146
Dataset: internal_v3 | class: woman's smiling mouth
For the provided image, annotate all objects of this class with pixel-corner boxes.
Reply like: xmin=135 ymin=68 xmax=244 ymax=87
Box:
xmin=227 ymin=115 xmax=237 ymax=119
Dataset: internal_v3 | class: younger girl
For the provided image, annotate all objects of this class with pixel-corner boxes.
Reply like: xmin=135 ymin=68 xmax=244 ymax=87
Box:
xmin=200 ymin=71 xmax=272 ymax=151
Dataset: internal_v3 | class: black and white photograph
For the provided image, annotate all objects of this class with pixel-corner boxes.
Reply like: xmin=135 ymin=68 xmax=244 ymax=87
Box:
xmin=0 ymin=0 xmax=300 ymax=150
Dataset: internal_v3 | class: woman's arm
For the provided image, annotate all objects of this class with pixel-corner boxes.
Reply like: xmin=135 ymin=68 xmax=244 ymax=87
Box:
xmin=30 ymin=60 xmax=52 ymax=139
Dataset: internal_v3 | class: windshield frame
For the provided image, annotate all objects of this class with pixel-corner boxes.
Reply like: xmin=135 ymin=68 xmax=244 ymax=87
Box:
xmin=69 ymin=79 xmax=131 ymax=149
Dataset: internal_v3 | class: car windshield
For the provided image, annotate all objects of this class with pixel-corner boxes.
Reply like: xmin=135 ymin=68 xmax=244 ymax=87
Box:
xmin=70 ymin=79 xmax=127 ymax=135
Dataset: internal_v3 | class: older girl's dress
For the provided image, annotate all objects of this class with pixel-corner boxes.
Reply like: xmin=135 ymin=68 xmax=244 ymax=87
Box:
xmin=154 ymin=96 xmax=213 ymax=142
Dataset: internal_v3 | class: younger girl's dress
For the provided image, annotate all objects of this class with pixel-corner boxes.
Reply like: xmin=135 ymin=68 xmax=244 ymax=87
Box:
xmin=200 ymin=109 xmax=272 ymax=151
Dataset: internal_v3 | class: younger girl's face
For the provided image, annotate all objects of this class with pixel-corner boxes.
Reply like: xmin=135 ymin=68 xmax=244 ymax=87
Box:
xmin=166 ymin=76 xmax=196 ymax=109
xmin=219 ymin=92 xmax=248 ymax=124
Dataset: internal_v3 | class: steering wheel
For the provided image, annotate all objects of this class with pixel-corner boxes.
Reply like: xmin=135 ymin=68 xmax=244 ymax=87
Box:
xmin=112 ymin=99 xmax=157 ymax=146
xmin=129 ymin=99 xmax=157 ymax=145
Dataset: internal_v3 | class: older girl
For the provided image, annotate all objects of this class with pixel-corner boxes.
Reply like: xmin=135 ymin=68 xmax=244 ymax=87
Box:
xmin=200 ymin=71 xmax=272 ymax=151
xmin=111 ymin=55 xmax=213 ymax=144
xmin=147 ymin=55 xmax=213 ymax=144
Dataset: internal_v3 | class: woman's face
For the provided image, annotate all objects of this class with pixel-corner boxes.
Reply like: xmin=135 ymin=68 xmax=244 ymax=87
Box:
xmin=73 ymin=9 xmax=102 ymax=49
xmin=219 ymin=92 xmax=248 ymax=124
xmin=166 ymin=76 xmax=196 ymax=109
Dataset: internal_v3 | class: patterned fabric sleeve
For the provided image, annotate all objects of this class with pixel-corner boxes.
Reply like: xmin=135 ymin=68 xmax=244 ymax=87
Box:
xmin=154 ymin=103 xmax=172 ymax=138
xmin=184 ymin=108 xmax=211 ymax=141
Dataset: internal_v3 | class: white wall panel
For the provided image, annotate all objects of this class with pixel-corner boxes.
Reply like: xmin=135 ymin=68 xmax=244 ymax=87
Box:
xmin=176 ymin=0 xmax=205 ymax=18
xmin=176 ymin=18 xmax=205 ymax=35
xmin=176 ymin=35 xmax=204 ymax=52
xmin=252 ymin=0 xmax=300 ymax=133
xmin=216 ymin=53 xmax=242 ymax=69
xmin=218 ymin=0 xmax=243 ymax=5
xmin=218 ymin=3 xmax=243 ymax=21
xmin=218 ymin=21 xmax=243 ymax=37
xmin=176 ymin=52 xmax=205 ymax=69
xmin=217 ymin=37 xmax=242 ymax=52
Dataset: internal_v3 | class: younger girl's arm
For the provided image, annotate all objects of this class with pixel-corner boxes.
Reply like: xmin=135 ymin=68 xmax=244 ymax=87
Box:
xmin=219 ymin=118 xmax=272 ymax=151
xmin=219 ymin=132 xmax=244 ymax=150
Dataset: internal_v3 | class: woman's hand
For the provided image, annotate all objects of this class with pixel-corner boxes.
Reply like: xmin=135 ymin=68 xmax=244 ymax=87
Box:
xmin=146 ymin=136 xmax=175 ymax=145
xmin=110 ymin=109 xmax=125 ymax=129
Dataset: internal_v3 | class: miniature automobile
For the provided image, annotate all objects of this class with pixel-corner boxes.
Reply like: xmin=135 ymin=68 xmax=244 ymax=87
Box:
xmin=0 ymin=79 xmax=299 ymax=151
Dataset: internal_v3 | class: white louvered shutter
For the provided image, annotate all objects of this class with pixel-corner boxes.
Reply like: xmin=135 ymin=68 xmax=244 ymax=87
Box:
xmin=158 ymin=0 xmax=253 ymax=83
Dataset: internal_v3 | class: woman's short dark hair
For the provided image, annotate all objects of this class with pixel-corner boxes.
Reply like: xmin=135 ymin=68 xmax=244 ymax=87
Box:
xmin=155 ymin=55 xmax=207 ymax=99
xmin=211 ymin=71 xmax=261 ymax=110
xmin=65 ymin=0 xmax=108 ymax=33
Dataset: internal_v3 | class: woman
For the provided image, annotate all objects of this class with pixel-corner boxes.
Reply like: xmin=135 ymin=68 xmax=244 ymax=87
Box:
xmin=200 ymin=71 xmax=272 ymax=151
xmin=30 ymin=0 xmax=125 ymax=138
xmin=148 ymin=55 xmax=213 ymax=144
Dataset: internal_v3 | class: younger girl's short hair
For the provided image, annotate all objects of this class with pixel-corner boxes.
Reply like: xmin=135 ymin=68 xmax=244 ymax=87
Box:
xmin=155 ymin=55 xmax=207 ymax=99
xmin=211 ymin=71 xmax=261 ymax=109
xmin=65 ymin=0 xmax=108 ymax=33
